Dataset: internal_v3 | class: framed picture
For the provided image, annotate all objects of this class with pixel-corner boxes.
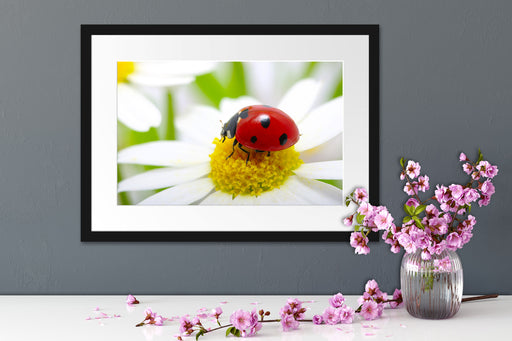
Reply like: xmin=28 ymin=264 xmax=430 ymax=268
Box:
xmin=81 ymin=25 xmax=379 ymax=241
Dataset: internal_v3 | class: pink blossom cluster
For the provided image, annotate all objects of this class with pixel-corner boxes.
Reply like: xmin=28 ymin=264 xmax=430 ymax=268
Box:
xmin=345 ymin=188 xmax=394 ymax=255
xmin=142 ymin=308 xmax=164 ymax=326
xmin=279 ymin=298 xmax=306 ymax=331
xmin=229 ymin=309 xmax=262 ymax=337
xmin=313 ymin=293 xmax=355 ymax=325
xmin=357 ymin=280 xmax=403 ymax=320
xmin=344 ymin=151 xmax=498 ymax=258
xmin=178 ymin=307 xmax=223 ymax=336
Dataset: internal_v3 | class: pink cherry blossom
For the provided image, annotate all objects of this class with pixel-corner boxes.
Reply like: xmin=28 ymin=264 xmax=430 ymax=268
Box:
xmin=354 ymin=188 xmax=369 ymax=203
xmin=403 ymin=182 xmax=419 ymax=196
xmin=322 ymin=306 xmax=340 ymax=325
xmin=126 ymin=294 xmax=139 ymax=304
xmin=417 ymin=175 xmax=429 ymax=192
xmin=462 ymin=163 xmax=473 ymax=174
xmin=357 ymin=201 xmax=373 ymax=215
xmin=374 ymin=210 xmax=393 ymax=230
xmin=281 ymin=314 xmax=299 ymax=331
xmin=480 ymin=179 xmax=495 ymax=196
xmin=459 ymin=152 xmax=468 ymax=161
xmin=350 ymin=232 xmax=370 ymax=255
xmin=365 ymin=279 xmax=379 ymax=296
xmin=397 ymin=233 xmax=417 ymax=254
xmin=405 ymin=160 xmax=421 ymax=179
xmin=343 ymin=215 xmax=353 ymax=226
xmin=463 ymin=188 xmax=480 ymax=204
xmin=360 ymin=301 xmax=379 ymax=320
xmin=389 ymin=289 xmax=403 ymax=309
xmin=339 ymin=305 xmax=355 ymax=324
xmin=179 ymin=316 xmax=195 ymax=335
xmin=312 ymin=315 xmax=323 ymax=325
xmin=446 ymin=232 xmax=462 ymax=250
xmin=329 ymin=293 xmax=345 ymax=308
xmin=434 ymin=256 xmax=452 ymax=272
xmin=406 ymin=198 xmax=420 ymax=208
xmin=486 ymin=165 xmax=499 ymax=178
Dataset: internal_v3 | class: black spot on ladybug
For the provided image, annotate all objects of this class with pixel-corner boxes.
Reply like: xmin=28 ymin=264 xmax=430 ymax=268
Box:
xmin=259 ymin=115 xmax=270 ymax=128
xmin=279 ymin=133 xmax=288 ymax=146
xmin=250 ymin=136 xmax=258 ymax=143
xmin=239 ymin=109 xmax=249 ymax=119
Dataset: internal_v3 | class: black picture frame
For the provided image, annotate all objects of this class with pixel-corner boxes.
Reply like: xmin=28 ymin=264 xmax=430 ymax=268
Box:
xmin=81 ymin=24 xmax=379 ymax=242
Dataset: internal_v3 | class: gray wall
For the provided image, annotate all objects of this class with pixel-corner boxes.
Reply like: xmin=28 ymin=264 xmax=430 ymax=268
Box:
xmin=0 ymin=0 xmax=510 ymax=295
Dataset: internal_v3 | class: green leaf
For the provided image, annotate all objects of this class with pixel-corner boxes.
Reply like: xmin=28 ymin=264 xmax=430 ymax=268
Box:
xmin=403 ymin=216 xmax=412 ymax=224
xmin=226 ymin=327 xmax=234 ymax=337
xmin=356 ymin=214 xmax=365 ymax=224
xmin=354 ymin=225 xmax=360 ymax=232
xmin=165 ymin=90 xmax=176 ymax=140
xmin=225 ymin=62 xmax=247 ymax=98
xmin=400 ymin=157 xmax=405 ymax=168
xmin=404 ymin=204 xmax=414 ymax=216
xmin=477 ymin=148 xmax=484 ymax=163
xmin=331 ymin=75 xmax=343 ymax=98
xmin=234 ymin=329 xmax=241 ymax=337
xmin=412 ymin=216 xmax=424 ymax=229
xmin=345 ymin=199 xmax=351 ymax=207
xmin=195 ymin=73 xmax=225 ymax=108
xmin=414 ymin=205 xmax=427 ymax=215
xmin=468 ymin=204 xmax=472 ymax=214
xmin=196 ymin=330 xmax=204 ymax=340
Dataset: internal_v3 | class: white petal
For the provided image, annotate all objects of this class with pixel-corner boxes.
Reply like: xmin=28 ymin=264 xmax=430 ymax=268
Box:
xmin=244 ymin=62 xmax=278 ymax=104
xmin=249 ymin=186 xmax=310 ymax=205
xmin=219 ymin=96 xmax=261 ymax=119
xmin=175 ymin=105 xmax=223 ymax=146
xmin=281 ymin=176 xmax=342 ymax=205
xmin=118 ymin=141 xmax=213 ymax=167
xmin=299 ymin=133 xmax=343 ymax=164
xmin=278 ymin=78 xmax=322 ymax=123
xmin=117 ymin=83 xmax=162 ymax=132
xmin=118 ymin=163 xmax=211 ymax=192
xmin=294 ymin=160 xmax=343 ymax=180
xmin=138 ymin=178 xmax=215 ymax=205
xmin=295 ymin=97 xmax=343 ymax=152
xmin=199 ymin=186 xmax=309 ymax=205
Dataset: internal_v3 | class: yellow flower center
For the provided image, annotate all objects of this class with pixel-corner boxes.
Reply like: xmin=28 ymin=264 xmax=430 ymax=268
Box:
xmin=209 ymin=138 xmax=303 ymax=198
xmin=117 ymin=62 xmax=135 ymax=83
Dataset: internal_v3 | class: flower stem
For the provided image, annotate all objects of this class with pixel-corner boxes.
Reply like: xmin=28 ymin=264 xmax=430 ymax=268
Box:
xmin=461 ymin=294 xmax=498 ymax=303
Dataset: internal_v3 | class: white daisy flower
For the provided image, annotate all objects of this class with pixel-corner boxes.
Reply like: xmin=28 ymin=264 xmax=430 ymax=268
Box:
xmin=117 ymin=61 xmax=217 ymax=132
xmin=118 ymin=78 xmax=343 ymax=205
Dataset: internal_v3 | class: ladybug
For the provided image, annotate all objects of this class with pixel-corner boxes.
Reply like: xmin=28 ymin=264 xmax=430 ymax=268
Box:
xmin=220 ymin=105 xmax=300 ymax=164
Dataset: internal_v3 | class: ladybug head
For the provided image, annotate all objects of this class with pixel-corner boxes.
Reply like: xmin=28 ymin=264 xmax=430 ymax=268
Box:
xmin=220 ymin=113 xmax=239 ymax=141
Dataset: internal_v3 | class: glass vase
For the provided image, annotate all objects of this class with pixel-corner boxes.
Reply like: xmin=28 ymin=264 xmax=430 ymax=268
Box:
xmin=400 ymin=249 xmax=463 ymax=319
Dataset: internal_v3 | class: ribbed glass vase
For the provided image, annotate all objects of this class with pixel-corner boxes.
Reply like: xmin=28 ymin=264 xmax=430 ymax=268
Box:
xmin=400 ymin=249 xmax=463 ymax=319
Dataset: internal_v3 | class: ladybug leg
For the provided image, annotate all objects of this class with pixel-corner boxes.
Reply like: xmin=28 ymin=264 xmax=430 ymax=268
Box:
xmin=226 ymin=139 xmax=238 ymax=160
xmin=238 ymin=144 xmax=251 ymax=165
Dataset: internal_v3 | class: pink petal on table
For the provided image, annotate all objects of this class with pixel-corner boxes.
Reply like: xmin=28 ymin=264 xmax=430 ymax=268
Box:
xmin=303 ymin=300 xmax=317 ymax=303
xmin=365 ymin=333 xmax=375 ymax=336
xmin=94 ymin=307 xmax=100 ymax=311
xmin=400 ymin=324 xmax=407 ymax=328
xmin=198 ymin=307 xmax=208 ymax=312
xmin=219 ymin=301 xmax=228 ymax=305
xmin=196 ymin=313 xmax=209 ymax=319
xmin=85 ymin=317 xmax=92 ymax=320
xmin=100 ymin=312 xmax=108 ymax=317
xmin=385 ymin=335 xmax=393 ymax=338
xmin=250 ymin=302 xmax=260 ymax=305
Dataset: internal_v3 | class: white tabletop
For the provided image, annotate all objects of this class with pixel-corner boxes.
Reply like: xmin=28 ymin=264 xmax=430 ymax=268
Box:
xmin=0 ymin=295 xmax=509 ymax=340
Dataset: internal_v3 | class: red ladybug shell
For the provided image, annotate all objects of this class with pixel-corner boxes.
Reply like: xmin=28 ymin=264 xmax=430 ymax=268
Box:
xmin=235 ymin=105 xmax=300 ymax=151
